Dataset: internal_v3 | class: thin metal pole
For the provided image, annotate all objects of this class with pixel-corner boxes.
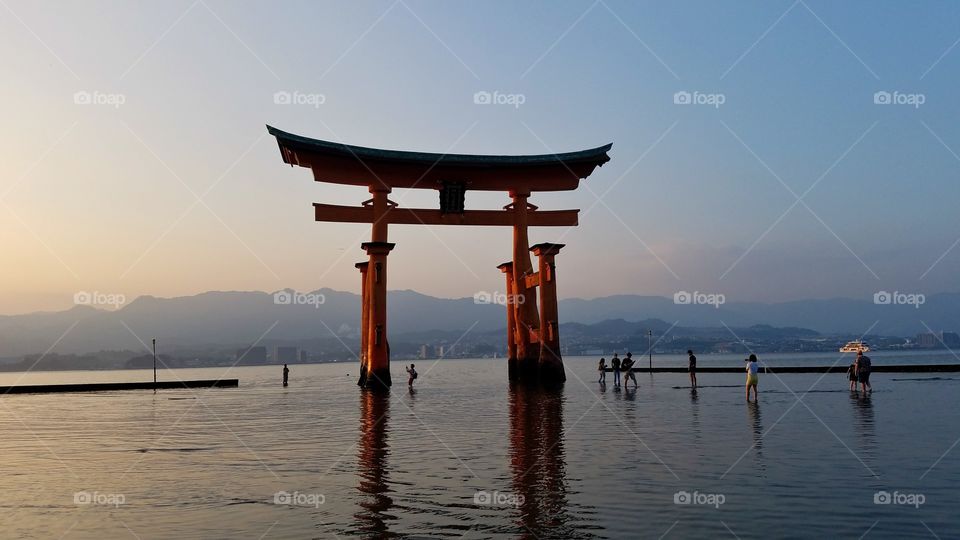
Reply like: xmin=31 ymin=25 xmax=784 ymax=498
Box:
xmin=648 ymin=330 xmax=652 ymax=371
xmin=152 ymin=338 xmax=157 ymax=390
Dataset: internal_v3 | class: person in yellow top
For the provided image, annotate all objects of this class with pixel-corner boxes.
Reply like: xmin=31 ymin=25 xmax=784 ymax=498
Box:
xmin=745 ymin=354 xmax=759 ymax=402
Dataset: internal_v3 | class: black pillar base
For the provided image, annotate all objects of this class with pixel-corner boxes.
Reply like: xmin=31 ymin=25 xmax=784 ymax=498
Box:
xmin=507 ymin=357 xmax=520 ymax=380
xmin=357 ymin=362 xmax=367 ymax=387
xmin=516 ymin=355 xmax=540 ymax=383
xmin=538 ymin=358 xmax=566 ymax=384
xmin=364 ymin=367 xmax=392 ymax=391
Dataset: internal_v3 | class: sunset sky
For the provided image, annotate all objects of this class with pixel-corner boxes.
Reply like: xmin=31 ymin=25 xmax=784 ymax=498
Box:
xmin=2 ymin=0 xmax=959 ymax=315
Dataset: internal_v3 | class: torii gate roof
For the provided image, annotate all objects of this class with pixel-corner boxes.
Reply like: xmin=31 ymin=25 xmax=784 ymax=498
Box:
xmin=267 ymin=125 xmax=611 ymax=192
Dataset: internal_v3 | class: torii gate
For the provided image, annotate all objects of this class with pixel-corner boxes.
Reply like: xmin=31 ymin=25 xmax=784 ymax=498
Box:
xmin=268 ymin=125 xmax=611 ymax=389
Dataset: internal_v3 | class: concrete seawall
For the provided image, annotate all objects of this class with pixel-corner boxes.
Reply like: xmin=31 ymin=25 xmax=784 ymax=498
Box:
xmin=0 ymin=379 xmax=239 ymax=395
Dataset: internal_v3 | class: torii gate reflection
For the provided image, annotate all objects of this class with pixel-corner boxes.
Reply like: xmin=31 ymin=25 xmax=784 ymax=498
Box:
xmin=268 ymin=126 xmax=611 ymax=389
xmin=354 ymin=385 xmax=586 ymax=537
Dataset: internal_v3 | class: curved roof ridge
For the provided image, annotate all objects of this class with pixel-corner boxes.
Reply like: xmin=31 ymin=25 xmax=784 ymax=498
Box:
xmin=267 ymin=125 xmax=611 ymax=166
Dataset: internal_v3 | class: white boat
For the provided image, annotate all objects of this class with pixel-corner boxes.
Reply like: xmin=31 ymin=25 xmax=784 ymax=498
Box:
xmin=839 ymin=340 xmax=870 ymax=353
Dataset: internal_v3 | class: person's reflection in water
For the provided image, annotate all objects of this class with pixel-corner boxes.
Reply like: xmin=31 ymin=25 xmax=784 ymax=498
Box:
xmin=509 ymin=384 xmax=595 ymax=539
xmin=746 ymin=401 xmax=766 ymax=474
xmin=850 ymin=391 xmax=877 ymax=461
xmin=355 ymin=389 xmax=395 ymax=537
xmin=689 ymin=389 xmax=701 ymax=445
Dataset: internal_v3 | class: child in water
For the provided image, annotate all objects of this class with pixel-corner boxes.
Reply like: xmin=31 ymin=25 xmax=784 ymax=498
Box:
xmin=745 ymin=354 xmax=759 ymax=402
xmin=598 ymin=357 xmax=607 ymax=383
xmin=847 ymin=361 xmax=857 ymax=391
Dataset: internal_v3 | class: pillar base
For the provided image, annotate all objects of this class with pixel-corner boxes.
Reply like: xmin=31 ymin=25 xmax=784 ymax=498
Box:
xmin=512 ymin=352 xmax=566 ymax=385
xmin=364 ymin=367 xmax=392 ymax=391
xmin=515 ymin=354 xmax=540 ymax=383
xmin=539 ymin=355 xmax=566 ymax=384
xmin=357 ymin=367 xmax=367 ymax=387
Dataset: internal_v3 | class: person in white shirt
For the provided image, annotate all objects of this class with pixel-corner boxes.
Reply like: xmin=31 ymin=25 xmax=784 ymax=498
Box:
xmin=745 ymin=354 xmax=759 ymax=402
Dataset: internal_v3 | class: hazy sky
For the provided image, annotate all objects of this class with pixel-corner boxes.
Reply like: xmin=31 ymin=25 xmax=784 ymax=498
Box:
xmin=2 ymin=0 xmax=959 ymax=315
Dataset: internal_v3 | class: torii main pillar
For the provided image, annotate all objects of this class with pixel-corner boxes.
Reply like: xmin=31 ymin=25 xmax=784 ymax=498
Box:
xmin=361 ymin=241 xmax=393 ymax=390
xmin=509 ymin=190 xmax=541 ymax=381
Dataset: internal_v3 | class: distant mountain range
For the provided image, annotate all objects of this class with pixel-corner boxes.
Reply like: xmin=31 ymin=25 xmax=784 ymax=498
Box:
xmin=0 ymin=289 xmax=957 ymax=358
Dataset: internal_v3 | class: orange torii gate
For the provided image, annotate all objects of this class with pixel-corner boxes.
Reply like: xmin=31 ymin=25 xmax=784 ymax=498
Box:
xmin=268 ymin=125 xmax=611 ymax=389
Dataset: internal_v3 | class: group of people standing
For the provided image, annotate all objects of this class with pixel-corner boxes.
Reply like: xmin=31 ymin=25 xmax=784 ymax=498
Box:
xmin=597 ymin=352 xmax=639 ymax=387
xmin=597 ymin=349 xmax=762 ymax=402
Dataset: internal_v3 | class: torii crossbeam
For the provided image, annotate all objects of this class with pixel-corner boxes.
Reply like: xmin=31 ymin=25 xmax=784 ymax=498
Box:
xmin=268 ymin=125 xmax=611 ymax=389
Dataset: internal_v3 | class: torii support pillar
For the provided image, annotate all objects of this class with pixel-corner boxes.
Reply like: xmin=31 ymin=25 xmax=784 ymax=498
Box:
xmin=497 ymin=261 xmax=519 ymax=380
xmin=355 ymin=261 xmax=370 ymax=387
xmin=510 ymin=190 xmax=541 ymax=381
xmin=531 ymin=243 xmax=566 ymax=383
xmin=361 ymin=241 xmax=394 ymax=390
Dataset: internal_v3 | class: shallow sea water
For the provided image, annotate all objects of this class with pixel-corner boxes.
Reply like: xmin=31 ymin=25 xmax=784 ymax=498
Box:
xmin=0 ymin=354 xmax=957 ymax=539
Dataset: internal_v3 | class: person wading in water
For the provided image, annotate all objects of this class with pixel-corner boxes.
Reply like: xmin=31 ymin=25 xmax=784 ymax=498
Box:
xmin=745 ymin=354 xmax=759 ymax=402
xmin=622 ymin=352 xmax=638 ymax=387
xmin=406 ymin=364 xmax=418 ymax=387
xmin=687 ymin=350 xmax=698 ymax=389
xmin=611 ymin=353 xmax=621 ymax=388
